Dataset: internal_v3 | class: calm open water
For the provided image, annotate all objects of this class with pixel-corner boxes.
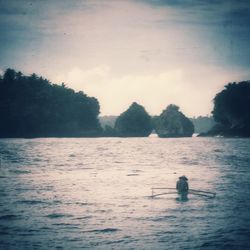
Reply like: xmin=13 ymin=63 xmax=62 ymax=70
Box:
xmin=0 ymin=137 xmax=250 ymax=249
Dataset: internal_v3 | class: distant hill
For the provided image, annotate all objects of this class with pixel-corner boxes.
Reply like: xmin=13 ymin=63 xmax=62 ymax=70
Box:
xmin=190 ymin=116 xmax=216 ymax=134
xmin=99 ymin=114 xmax=214 ymax=135
xmin=154 ymin=104 xmax=194 ymax=138
xmin=204 ymin=81 xmax=250 ymax=137
xmin=114 ymin=102 xmax=152 ymax=137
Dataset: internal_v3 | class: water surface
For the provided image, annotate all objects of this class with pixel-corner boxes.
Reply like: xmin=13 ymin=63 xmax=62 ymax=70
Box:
xmin=0 ymin=137 xmax=250 ymax=249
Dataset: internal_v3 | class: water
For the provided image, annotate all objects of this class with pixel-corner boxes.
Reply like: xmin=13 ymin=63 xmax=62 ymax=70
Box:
xmin=0 ymin=137 xmax=250 ymax=249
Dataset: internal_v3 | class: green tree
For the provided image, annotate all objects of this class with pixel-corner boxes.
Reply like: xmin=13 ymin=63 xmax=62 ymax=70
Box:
xmin=211 ymin=81 xmax=250 ymax=136
xmin=115 ymin=102 xmax=152 ymax=137
xmin=0 ymin=68 xmax=102 ymax=137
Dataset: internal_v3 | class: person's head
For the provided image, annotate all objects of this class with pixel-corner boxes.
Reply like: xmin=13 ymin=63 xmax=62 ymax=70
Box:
xmin=179 ymin=176 xmax=188 ymax=181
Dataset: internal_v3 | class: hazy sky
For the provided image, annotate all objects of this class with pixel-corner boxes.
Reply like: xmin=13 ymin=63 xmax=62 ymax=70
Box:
xmin=1 ymin=0 xmax=250 ymax=116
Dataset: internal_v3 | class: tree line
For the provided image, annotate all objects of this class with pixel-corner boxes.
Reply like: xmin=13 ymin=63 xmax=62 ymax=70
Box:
xmin=0 ymin=69 xmax=102 ymax=137
xmin=99 ymin=115 xmax=215 ymax=134
xmin=1 ymin=68 xmax=249 ymax=138
xmin=201 ymin=81 xmax=250 ymax=137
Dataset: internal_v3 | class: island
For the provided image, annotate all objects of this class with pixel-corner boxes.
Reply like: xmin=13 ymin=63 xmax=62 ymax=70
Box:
xmin=200 ymin=81 xmax=250 ymax=137
xmin=153 ymin=104 xmax=194 ymax=138
xmin=114 ymin=102 xmax=152 ymax=137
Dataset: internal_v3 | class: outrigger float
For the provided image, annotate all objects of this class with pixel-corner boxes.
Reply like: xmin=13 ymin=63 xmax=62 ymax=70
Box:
xmin=151 ymin=187 xmax=216 ymax=198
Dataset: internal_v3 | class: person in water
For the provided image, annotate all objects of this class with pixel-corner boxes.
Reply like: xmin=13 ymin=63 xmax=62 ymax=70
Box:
xmin=176 ymin=176 xmax=189 ymax=193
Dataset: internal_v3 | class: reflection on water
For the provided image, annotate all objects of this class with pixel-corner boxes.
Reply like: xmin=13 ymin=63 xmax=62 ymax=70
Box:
xmin=0 ymin=137 xmax=250 ymax=249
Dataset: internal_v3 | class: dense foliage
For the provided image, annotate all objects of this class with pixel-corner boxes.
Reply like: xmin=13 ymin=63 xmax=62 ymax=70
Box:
xmin=211 ymin=81 xmax=250 ymax=136
xmin=154 ymin=104 xmax=194 ymax=137
xmin=114 ymin=102 xmax=152 ymax=137
xmin=0 ymin=69 xmax=102 ymax=137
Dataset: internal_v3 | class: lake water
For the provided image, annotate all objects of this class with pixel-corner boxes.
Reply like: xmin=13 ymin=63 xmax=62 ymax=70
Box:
xmin=0 ymin=137 xmax=250 ymax=249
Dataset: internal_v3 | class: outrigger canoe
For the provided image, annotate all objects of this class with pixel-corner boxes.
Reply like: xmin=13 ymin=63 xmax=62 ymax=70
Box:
xmin=151 ymin=187 xmax=216 ymax=198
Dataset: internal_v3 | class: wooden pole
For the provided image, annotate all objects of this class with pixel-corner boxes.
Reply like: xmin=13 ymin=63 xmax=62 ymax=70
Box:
xmin=152 ymin=187 xmax=176 ymax=190
xmin=189 ymin=189 xmax=216 ymax=196
xmin=152 ymin=187 xmax=216 ymax=196
xmin=189 ymin=191 xmax=216 ymax=198
xmin=152 ymin=192 xmax=177 ymax=198
xmin=151 ymin=187 xmax=216 ymax=198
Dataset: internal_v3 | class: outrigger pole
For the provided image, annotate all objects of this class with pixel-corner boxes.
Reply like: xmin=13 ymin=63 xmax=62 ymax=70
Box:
xmin=188 ymin=191 xmax=216 ymax=198
xmin=189 ymin=189 xmax=216 ymax=197
xmin=151 ymin=188 xmax=176 ymax=198
xmin=151 ymin=187 xmax=216 ymax=198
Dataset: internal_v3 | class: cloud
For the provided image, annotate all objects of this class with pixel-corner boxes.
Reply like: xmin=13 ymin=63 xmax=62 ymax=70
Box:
xmin=52 ymin=64 xmax=249 ymax=117
xmin=54 ymin=65 xmax=111 ymax=87
xmin=2 ymin=0 xmax=250 ymax=70
xmin=1 ymin=0 xmax=250 ymax=117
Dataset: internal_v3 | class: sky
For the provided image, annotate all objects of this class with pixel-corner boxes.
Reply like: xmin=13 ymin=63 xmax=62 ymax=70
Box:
xmin=1 ymin=0 xmax=250 ymax=117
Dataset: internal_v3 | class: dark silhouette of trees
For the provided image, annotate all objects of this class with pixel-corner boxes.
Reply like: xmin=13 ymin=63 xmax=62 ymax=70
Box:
xmin=210 ymin=81 xmax=250 ymax=137
xmin=0 ymin=69 xmax=102 ymax=137
xmin=7 ymin=69 xmax=249 ymax=138
xmin=154 ymin=104 xmax=194 ymax=137
xmin=103 ymin=125 xmax=118 ymax=137
xmin=114 ymin=102 xmax=152 ymax=137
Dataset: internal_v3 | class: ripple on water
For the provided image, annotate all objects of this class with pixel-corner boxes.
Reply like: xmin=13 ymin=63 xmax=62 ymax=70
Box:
xmin=0 ymin=214 xmax=19 ymax=221
xmin=8 ymin=169 xmax=31 ymax=174
xmin=83 ymin=228 xmax=121 ymax=234
xmin=151 ymin=215 xmax=177 ymax=222
xmin=45 ymin=213 xmax=73 ymax=219
xmin=214 ymin=149 xmax=224 ymax=153
xmin=74 ymin=215 xmax=92 ymax=220
xmin=16 ymin=200 xmax=50 ymax=205
xmin=75 ymin=202 xmax=95 ymax=206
